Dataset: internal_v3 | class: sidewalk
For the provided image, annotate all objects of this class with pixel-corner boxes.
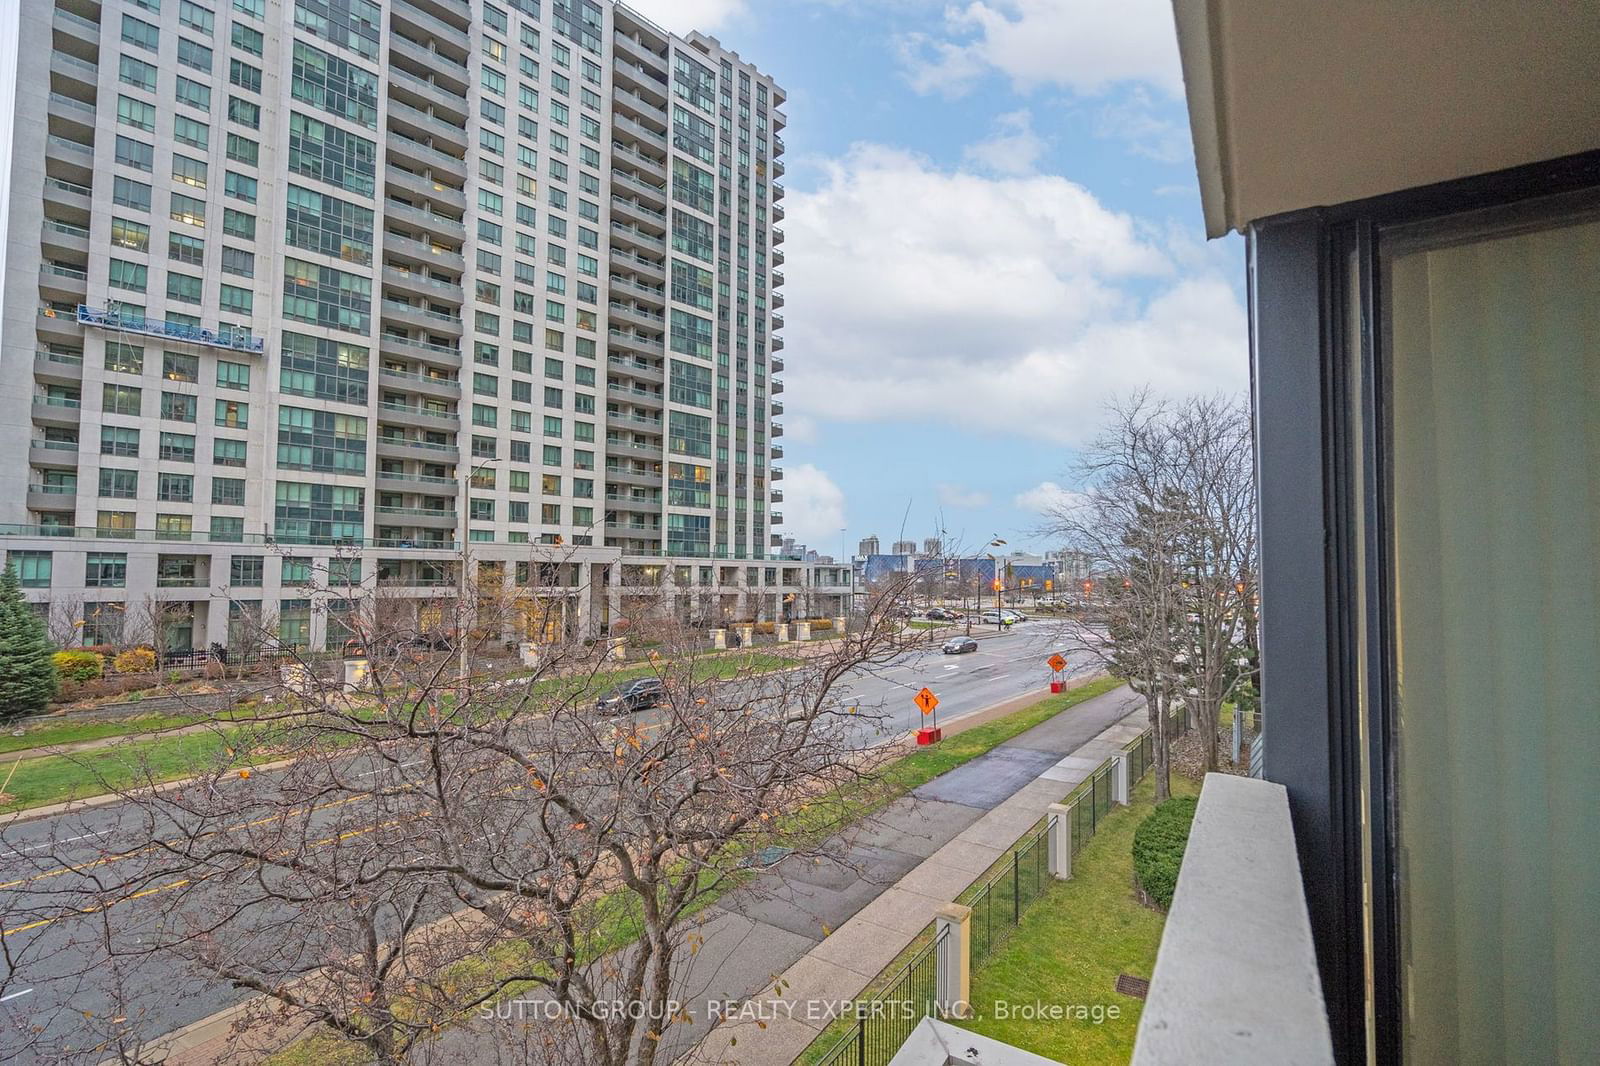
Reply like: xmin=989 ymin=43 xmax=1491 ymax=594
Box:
xmin=418 ymin=683 xmax=1143 ymax=1066
xmin=685 ymin=689 xmax=1148 ymax=1065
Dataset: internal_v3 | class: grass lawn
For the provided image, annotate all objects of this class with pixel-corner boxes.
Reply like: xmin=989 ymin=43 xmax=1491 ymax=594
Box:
xmin=0 ymin=653 xmax=801 ymax=814
xmin=265 ymin=677 xmax=1124 ymax=1066
xmin=951 ymin=770 xmax=1200 ymax=1064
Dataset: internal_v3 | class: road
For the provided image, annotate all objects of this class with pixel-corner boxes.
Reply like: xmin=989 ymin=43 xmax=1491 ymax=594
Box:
xmin=0 ymin=623 xmax=1098 ymax=1060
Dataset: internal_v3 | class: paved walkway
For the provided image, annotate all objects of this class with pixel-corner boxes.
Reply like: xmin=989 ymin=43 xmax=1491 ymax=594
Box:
xmin=417 ymin=683 xmax=1144 ymax=1066
xmin=683 ymin=688 xmax=1148 ymax=1065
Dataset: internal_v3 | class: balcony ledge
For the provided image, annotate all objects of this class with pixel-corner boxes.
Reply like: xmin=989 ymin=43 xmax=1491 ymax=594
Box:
xmin=1131 ymin=773 xmax=1333 ymax=1066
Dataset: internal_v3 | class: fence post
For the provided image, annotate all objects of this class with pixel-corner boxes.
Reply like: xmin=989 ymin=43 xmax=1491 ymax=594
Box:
xmin=1047 ymin=803 xmax=1073 ymax=880
xmin=933 ymin=903 xmax=972 ymax=1019
xmin=1112 ymin=752 xmax=1130 ymax=805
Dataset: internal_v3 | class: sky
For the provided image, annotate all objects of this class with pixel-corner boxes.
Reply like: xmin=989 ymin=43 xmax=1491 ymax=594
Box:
xmin=626 ymin=0 xmax=1248 ymax=559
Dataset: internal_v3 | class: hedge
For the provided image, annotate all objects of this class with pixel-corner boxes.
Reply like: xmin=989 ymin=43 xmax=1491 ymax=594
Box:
xmin=113 ymin=647 xmax=159 ymax=675
xmin=1132 ymin=794 xmax=1198 ymax=910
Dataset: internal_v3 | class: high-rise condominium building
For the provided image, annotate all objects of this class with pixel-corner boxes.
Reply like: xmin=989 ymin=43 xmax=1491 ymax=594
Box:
xmin=0 ymin=0 xmax=850 ymax=654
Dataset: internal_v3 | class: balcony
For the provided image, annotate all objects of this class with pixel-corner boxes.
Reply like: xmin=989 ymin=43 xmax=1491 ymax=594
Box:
xmin=606 ymin=409 xmax=664 ymax=433
xmin=771 ymin=445 xmax=784 ymax=460
xmin=383 ymin=230 xmax=465 ymax=271
xmin=387 ymin=131 xmax=468 ymax=184
xmin=772 ymin=290 xmax=785 ymax=309
xmin=387 ymin=96 xmax=469 ymax=154
xmin=379 ymin=364 xmax=461 ymax=399
xmin=32 ymin=394 xmax=82 ymax=427
xmin=608 ymin=300 xmax=665 ymax=331
xmin=1130 ymin=774 xmax=1333 ymax=1066
xmin=374 ymin=506 xmax=457 ymax=528
xmin=773 ymin=247 xmax=785 ymax=267
xmin=379 ymin=400 xmax=459 ymax=428
xmin=772 ymin=334 xmax=786 ymax=351
xmin=773 ymin=157 xmax=786 ymax=178
xmin=27 ymin=483 xmax=78 ymax=512
xmin=379 ymin=331 xmax=462 ymax=368
xmin=606 ymin=437 xmax=665 ymax=462
xmin=606 ymin=382 xmax=664 ymax=410
xmin=604 ymin=466 xmax=662 ymax=490
xmin=771 ymin=467 xmax=783 ymax=482
xmin=610 ymin=249 xmax=666 ymax=282
xmin=377 ymin=436 xmax=459 ymax=462
xmin=612 ymin=113 xmax=669 ymax=152
xmin=772 ymin=422 xmax=784 ymax=438
xmin=607 ymin=328 xmax=666 ymax=357
xmin=771 ymin=356 xmax=785 ymax=373
xmin=39 ymin=262 xmax=88 ymax=301
xmin=385 ymin=165 xmax=468 ymax=212
xmin=607 ymin=355 xmax=664 ymax=384
xmin=41 ymin=218 xmax=90 ymax=258
xmin=614 ymin=31 xmax=668 ymax=77
xmin=772 ymin=313 xmax=785 ymax=330
xmin=47 ymin=92 xmax=96 ymax=138
xmin=42 ymin=176 xmax=91 ymax=220
xmin=613 ymin=168 xmax=668 ymax=209
xmin=29 ymin=438 xmax=79 ymax=468
xmin=611 ymin=197 xmax=667 ymax=231
xmin=377 ymin=470 xmax=459 ymax=495
xmin=382 ymin=263 xmax=464 ymax=304
xmin=390 ymin=0 xmax=470 ymax=57
xmin=773 ymin=227 xmax=786 ymax=245
xmin=45 ymin=134 xmax=95 ymax=178
xmin=383 ymin=197 xmax=467 ymax=244
xmin=387 ymin=33 xmax=469 ymax=85
xmin=608 ymin=273 xmax=667 ymax=306
xmin=380 ymin=297 xmax=464 ymax=337
xmin=771 ymin=489 xmax=783 ymax=504
xmin=34 ymin=349 xmax=84 ymax=383
xmin=613 ymin=87 xmax=669 ymax=128
xmin=389 ymin=67 xmax=469 ymax=127
xmin=52 ymin=7 xmax=100 ymax=53
xmin=773 ymin=202 xmax=786 ymax=222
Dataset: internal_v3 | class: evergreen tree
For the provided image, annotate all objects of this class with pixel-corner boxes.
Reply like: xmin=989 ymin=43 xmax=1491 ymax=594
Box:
xmin=0 ymin=564 xmax=57 ymax=721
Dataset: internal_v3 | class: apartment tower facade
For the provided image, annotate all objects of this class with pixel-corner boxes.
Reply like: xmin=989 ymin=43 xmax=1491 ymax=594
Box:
xmin=0 ymin=0 xmax=848 ymax=653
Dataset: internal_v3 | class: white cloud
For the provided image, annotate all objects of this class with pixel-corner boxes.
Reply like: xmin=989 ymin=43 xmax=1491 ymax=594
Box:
xmin=781 ymin=145 xmax=1246 ymax=445
xmin=937 ymin=483 xmax=992 ymax=509
xmin=782 ymin=463 xmax=847 ymax=547
xmin=962 ymin=109 xmax=1046 ymax=176
xmin=621 ymin=0 xmax=747 ymax=33
xmin=899 ymin=0 xmax=1183 ymax=98
xmin=1014 ymin=481 xmax=1088 ymax=516
xmin=1092 ymin=87 xmax=1192 ymax=163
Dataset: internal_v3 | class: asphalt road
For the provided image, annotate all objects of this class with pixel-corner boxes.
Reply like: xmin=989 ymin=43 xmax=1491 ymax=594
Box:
xmin=0 ymin=622 xmax=1098 ymax=1060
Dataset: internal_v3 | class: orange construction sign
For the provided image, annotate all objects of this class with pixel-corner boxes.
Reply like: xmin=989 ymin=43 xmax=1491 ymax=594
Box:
xmin=914 ymin=687 xmax=939 ymax=716
xmin=1047 ymin=653 xmax=1067 ymax=673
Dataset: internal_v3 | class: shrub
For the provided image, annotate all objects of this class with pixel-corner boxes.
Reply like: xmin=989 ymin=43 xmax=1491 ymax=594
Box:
xmin=754 ymin=622 xmax=775 ymax=635
xmin=807 ymin=618 xmax=834 ymax=631
xmin=53 ymin=650 xmax=105 ymax=682
xmin=113 ymin=647 xmax=159 ymax=675
xmin=1132 ymin=794 xmax=1199 ymax=910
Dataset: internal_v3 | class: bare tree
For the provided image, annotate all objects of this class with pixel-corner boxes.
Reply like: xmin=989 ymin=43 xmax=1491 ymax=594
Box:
xmin=0 ymin=564 xmax=925 ymax=1065
xmin=1041 ymin=391 xmax=1257 ymax=794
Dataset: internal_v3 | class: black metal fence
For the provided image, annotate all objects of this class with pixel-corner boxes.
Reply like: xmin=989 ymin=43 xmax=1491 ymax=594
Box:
xmin=807 ymin=713 xmax=1190 ymax=1066
xmin=813 ymin=928 xmax=948 ymax=1066
xmin=962 ymin=820 xmax=1050 ymax=962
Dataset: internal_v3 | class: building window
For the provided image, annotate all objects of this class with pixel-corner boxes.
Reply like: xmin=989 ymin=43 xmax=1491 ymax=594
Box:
xmin=117 ymin=94 xmax=156 ymax=132
xmin=215 ymin=399 xmax=249 ymax=429
xmin=121 ymin=15 xmax=159 ymax=51
xmin=212 ymin=477 xmax=246 ymax=506
xmin=101 ymin=427 xmax=140 ymax=458
xmin=229 ymin=556 xmax=264 ymax=587
xmin=163 ymin=351 xmax=199 ymax=382
xmin=283 ymin=257 xmax=372 ymax=334
xmin=167 ymin=271 xmax=204 ymax=304
xmin=175 ymin=76 xmax=212 ymax=113
xmin=216 ymin=361 xmax=250 ymax=391
xmin=98 ymin=469 xmax=138 ymax=499
xmin=103 ymin=384 xmax=142 ymax=417
xmin=108 ymin=259 xmax=148 ymax=293
xmin=159 ymin=432 xmax=196 ymax=463
xmin=86 ymin=553 xmax=128 ymax=589
xmin=174 ymin=115 xmax=210 ymax=149
xmin=160 ymin=392 xmax=198 ymax=423
xmin=10 ymin=552 xmax=53 ymax=589
xmin=214 ymin=438 xmax=247 ymax=467
xmin=169 ymin=232 xmax=205 ymax=264
xmin=157 ymin=472 xmax=194 ymax=503
xmin=220 ymin=284 xmax=253 ymax=313
xmin=290 ymin=40 xmax=378 ymax=129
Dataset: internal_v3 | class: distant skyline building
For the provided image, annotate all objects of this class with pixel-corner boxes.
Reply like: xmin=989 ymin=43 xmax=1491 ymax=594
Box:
xmin=0 ymin=0 xmax=847 ymax=651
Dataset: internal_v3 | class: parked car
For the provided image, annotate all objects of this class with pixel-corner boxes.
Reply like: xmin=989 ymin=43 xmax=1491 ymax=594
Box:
xmin=596 ymin=677 xmax=666 ymax=715
xmin=1002 ymin=608 xmax=1028 ymax=622
xmin=926 ymin=607 xmax=958 ymax=621
xmin=979 ymin=610 xmax=1014 ymax=626
xmin=943 ymin=636 xmax=979 ymax=655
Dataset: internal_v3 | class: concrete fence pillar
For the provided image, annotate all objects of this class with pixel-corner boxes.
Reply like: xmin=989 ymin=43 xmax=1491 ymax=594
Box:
xmin=796 ymin=621 xmax=811 ymax=641
xmin=609 ymin=636 xmax=627 ymax=662
xmin=739 ymin=625 xmax=754 ymax=648
xmin=1112 ymin=752 xmax=1131 ymax=806
xmin=933 ymin=903 xmax=972 ymax=1018
xmin=833 ymin=615 xmax=847 ymax=636
xmin=1047 ymin=802 xmax=1073 ymax=880
xmin=775 ymin=623 xmax=790 ymax=643
xmin=518 ymin=642 xmax=540 ymax=668
xmin=711 ymin=628 xmax=727 ymax=650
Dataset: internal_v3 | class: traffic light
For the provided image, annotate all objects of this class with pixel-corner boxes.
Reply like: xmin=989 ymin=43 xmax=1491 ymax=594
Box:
xmin=1044 ymin=579 xmax=1054 ymax=591
xmin=991 ymin=579 xmax=1003 ymax=592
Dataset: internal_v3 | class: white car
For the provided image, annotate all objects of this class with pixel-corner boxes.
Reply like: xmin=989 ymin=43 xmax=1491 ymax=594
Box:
xmin=979 ymin=610 xmax=1015 ymax=626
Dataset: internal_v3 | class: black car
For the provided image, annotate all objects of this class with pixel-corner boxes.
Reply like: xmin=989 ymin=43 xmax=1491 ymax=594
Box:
xmin=942 ymin=636 xmax=978 ymax=655
xmin=926 ymin=608 xmax=958 ymax=621
xmin=597 ymin=677 xmax=666 ymax=715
